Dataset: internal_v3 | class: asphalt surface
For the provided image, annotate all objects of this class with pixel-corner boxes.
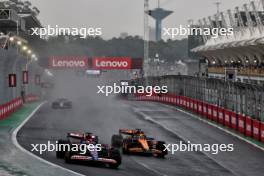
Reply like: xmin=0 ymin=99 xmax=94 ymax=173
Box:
xmin=16 ymin=73 xmax=264 ymax=176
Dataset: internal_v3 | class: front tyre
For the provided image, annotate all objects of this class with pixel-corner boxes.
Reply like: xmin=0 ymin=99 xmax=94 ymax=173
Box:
xmin=56 ymin=139 xmax=69 ymax=158
xmin=64 ymin=151 xmax=73 ymax=164
xmin=109 ymin=148 xmax=122 ymax=169
xmin=156 ymin=141 xmax=168 ymax=158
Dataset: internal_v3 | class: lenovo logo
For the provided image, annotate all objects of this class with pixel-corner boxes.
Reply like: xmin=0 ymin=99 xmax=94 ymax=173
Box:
xmin=49 ymin=56 xmax=88 ymax=69
xmin=93 ymin=57 xmax=131 ymax=69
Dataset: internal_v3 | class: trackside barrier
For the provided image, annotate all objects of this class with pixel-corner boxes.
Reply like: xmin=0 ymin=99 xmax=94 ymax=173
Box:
xmin=207 ymin=104 xmax=213 ymax=120
xmin=245 ymin=116 xmax=252 ymax=137
xmin=238 ymin=114 xmax=245 ymax=134
xmin=218 ymin=108 xmax=224 ymax=125
xmin=212 ymin=105 xmax=218 ymax=122
xmin=202 ymin=103 xmax=207 ymax=118
xmin=0 ymin=98 xmax=23 ymax=120
xmin=176 ymin=96 xmax=180 ymax=106
xmin=261 ymin=122 xmax=264 ymax=143
xmin=193 ymin=99 xmax=198 ymax=113
xmin=186 ymin=97 xmax=190 ymax=110
xmin=0 ymin=95 xmax=39 ymax=121
xmin=189 ymin=99 xmax=194 ymax=111
xmin=134 ymin=94 xmax=264 ymax=144
xmin=224 ymin=110 xmax=231 ymax=128
xmin=252 ymin=120 xmax=261 ymax=141
xmin=198 ymin=101 xmax=203 ymax=115
xmin=231 ymin=112 xmax=237 ymax=130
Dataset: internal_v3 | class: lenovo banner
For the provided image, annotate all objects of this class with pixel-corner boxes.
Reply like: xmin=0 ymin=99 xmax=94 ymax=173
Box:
xmin=22 ymin=71 xmax=29 ymax=84
xmin=92 ymin=57 xmax=132 ymax=70
xmin=49 ymin=56 xmax=88 ymax=69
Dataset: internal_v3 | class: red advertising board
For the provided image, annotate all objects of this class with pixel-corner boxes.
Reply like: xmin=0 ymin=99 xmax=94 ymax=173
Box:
xmin=193 ymin=99 xmax=198 ymax=113
xmin=190 ymin=99 xmax=194 ymax=111
xmin=212 ymin=105 xmax=218 ymax=122
xmin=218 ymin=108 xmax=224 ymax=125
xmin=49 ymin=56 xmax=88 ymax=69
xmin=261 ymin=122 xmax=264 ymax=143
xmin=224 ymin=110 xmax=231 ymax=127
xmin=8 ymin=74 xmax=16 ymax=87
xmin=245 ymin=116 xmax=252 ymax=137
xmin=93 ymin=57 xmax=132 ymax=70
xmin=198 ymin=101 xmax=203 ymax=115
xmin=186 ymin=97 xmax=190 ymax=109
xmin=252 ymin=119 xmax=260 ymax=141
xmin=203 ymin=103 xmax=207 ymax=118
xmin=238 ymin=114 xmax=245 ymax=134
xmin=22 ymin=71 xmax=29 ymax=84
xmin=231 ymin=112 xmax=237 ymax=130
xmin=207 ymin=104 xmax=212 ymax=120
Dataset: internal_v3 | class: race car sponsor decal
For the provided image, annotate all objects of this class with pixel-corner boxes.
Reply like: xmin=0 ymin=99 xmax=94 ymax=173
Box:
xmin=49 ymin=56 xmax=88 ymax=69
xmin=92 ymin=57 xmax=132 ymax=69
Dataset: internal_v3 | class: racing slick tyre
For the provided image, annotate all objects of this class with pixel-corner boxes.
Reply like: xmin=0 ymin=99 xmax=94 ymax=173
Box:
xmin=56 ymin=139 xmax=69 ymax=158
xmin=111 ymin=134 xmax=123 ymax=148
xmin=156 ymin=141 xmax=167 ymax=158
xmin=109 ymin=148 xmax=122 ymax=169
xmin=64 ymin=150 xmax=73 ymax=164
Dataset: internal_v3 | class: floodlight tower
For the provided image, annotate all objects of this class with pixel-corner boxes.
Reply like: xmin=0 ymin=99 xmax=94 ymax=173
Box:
xmin=143 ymin=0 xmax=150 ymax=77
xmin=148 ymin=0 xmax=173 ymax=41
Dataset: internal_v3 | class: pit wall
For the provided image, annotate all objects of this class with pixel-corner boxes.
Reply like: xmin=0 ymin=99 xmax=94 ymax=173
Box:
xmin=134 ymin=94 xmax=264 ymax=144
xmin=0 ymin=95 xmax=39 ymax=120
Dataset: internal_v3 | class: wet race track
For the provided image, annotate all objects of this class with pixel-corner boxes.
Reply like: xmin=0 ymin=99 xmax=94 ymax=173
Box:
xmin=17 ymin=74 xmax=264 ymax=176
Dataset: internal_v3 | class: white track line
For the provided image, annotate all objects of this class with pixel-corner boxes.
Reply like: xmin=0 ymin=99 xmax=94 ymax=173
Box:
xmin=12 ymin=101 xmax=85 ymax=176
xmin=133 ymin=109 xmax=239 ymax=176
xmin=160 ymin=104 xmax=264 ymax=152
xmin=131 ymin=157 xmax=168 ymax=176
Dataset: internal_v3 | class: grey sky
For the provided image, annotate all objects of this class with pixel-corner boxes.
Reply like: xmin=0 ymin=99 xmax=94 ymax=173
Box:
xmin=30 ymin=0 xmax=250 ymax=39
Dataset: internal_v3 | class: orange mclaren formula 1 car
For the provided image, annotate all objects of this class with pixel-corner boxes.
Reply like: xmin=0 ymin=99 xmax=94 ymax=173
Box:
xmin=111 ymin=129 xmax=168 ymax=158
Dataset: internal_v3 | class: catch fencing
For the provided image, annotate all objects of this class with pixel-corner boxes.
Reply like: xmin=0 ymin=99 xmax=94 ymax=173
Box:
xmin=134 ymin=75 xmax=264 ymax=143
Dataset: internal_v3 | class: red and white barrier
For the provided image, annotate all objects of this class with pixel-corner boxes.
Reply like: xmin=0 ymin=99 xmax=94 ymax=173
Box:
xmin=218 ymin=108 xmax=224 ymax=125
xmin=252 ymin=119 xmax=261 ymax=141
xmin=0 ymin=98 xmax=23 ymax=120
xmin=0 ymin=95 xmax=39 ymax=121
xmin=134 ymin=94 xmax=264 ymax=144
xmin=212 ymin=105 xmax=218 ymax=122
xmin=207 ymin=104 xmax=213 ymax=120
xmin=245 ymin=116 xmax=252 ymax=137
xmin=231 ymin=112 xmax=237 ymax=130
xmin=238 ymin=114 xmax=245 ymax=134
xmin=261 ymin=122 xmax=264 ymax=143
xmin=224 ymin=110 xmax=231 ymax=128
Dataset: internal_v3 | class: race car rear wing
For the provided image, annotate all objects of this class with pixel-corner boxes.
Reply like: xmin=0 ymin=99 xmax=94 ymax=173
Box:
xmin=67 ymin=132 xmax=84 ymax=139
xmin=119 ymin=129 xmax=144 ymax=135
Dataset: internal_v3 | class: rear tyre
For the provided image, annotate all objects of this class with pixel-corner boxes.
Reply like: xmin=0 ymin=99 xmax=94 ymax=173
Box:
xmin=56 ymin=139 xmax=69 ymax=158
xmin=109 ymin=148 xmax=122 ymax=169
xmin=64 ymin=150 xmax=73 ymax=164
xmin=111 ymin=134 xmax=123 ymax=148
xmin=156 ymin=141 xmax=167 ymax=158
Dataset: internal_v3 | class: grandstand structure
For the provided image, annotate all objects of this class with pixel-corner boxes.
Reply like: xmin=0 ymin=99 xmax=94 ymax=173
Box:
xmin=192 ymin=0 xmax=264 ymax=85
